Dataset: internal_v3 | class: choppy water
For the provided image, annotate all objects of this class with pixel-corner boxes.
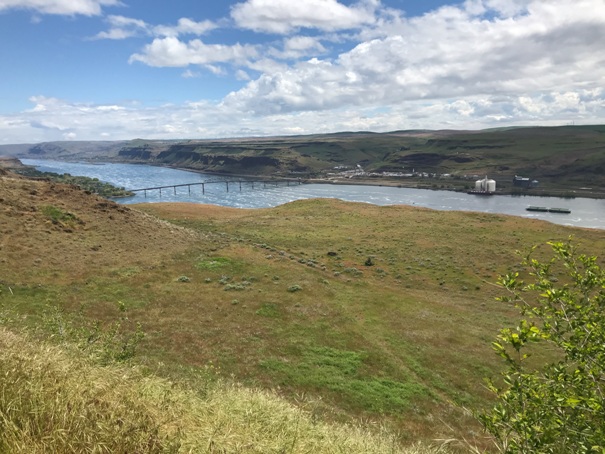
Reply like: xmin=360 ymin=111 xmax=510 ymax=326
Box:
xmin=22 ymin=158 xmax=605 ymax=230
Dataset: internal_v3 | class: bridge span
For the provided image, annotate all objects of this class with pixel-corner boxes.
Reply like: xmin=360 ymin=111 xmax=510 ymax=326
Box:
xmin=130 ymin=178 xmax=304 ymax=198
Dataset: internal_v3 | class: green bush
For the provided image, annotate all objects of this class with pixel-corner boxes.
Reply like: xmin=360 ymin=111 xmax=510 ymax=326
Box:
xmin=478 ymin=239 xmax=605 ymax=453
xmin=41 ymin=205 xmax=79 ymax=224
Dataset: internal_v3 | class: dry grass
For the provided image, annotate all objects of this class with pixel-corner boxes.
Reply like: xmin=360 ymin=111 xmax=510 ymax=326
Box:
xmin=0 ymin=174 xmax=200 ymax=285
xmin=3 ymin=173 xmax=605 ymax=450
xmin=0 ymin=327 xmax=449 ymax=454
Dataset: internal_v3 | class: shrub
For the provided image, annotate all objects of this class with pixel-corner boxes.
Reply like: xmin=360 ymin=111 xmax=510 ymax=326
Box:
xmin=41 ymin=205 xmax=81 ymax=227
xmin=478 ymin=239 xmax=605 ymax=453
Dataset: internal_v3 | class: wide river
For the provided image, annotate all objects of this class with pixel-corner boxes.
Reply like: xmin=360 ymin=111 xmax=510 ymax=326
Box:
xmin=23 ymin=158 xmax=605 ymax=230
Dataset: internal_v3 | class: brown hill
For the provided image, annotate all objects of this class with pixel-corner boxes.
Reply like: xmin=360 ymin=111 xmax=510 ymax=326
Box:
xmin=0 ymin=172 xmax=200 ymax=285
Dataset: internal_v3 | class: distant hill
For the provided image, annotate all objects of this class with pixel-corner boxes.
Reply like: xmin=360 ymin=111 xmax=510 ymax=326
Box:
xmin=1 ymin=125 xmax=604 ymax=193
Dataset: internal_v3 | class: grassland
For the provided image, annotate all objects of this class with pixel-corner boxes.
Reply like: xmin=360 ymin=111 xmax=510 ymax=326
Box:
xmin=2 ymin=171 xmax=605 ymax=451
xmin=3 ymin=326 xmax=439 ymax=453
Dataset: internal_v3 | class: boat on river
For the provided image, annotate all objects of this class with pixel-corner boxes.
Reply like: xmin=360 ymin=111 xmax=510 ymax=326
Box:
xmin=526 ymin=206 xmax=571 ymax=214
xmin=548 ymin=207 xmax=571 ymax=214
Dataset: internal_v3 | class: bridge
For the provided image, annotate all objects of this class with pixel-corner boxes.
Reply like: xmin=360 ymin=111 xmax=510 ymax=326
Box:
xmin=130 ymin=178 xmax=304 ymax=198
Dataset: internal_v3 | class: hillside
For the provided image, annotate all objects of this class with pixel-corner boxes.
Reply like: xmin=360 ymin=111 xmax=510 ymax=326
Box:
xmin=1 ymin=125 xmax=604 ymax=196
xmin=2 ymin=170 xmax=605 ymax=451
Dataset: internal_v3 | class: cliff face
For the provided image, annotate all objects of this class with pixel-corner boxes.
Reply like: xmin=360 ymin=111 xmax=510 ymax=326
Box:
xmin=3 ymin=125 xmax=605 ymax=186
xmin=118 ymin=147 xmax=152 ymax=160
xmin=117 ymin=143 xmax=305 ymax=175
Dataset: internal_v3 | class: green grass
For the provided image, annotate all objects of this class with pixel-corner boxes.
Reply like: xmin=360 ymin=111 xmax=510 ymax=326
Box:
xmin=261 ymin=346 xmax=431 ymax=414
xmin=2 ymin=327 xmax=442 ymax=454
xmin=5 ymin=189 xmax=605 ymax=450
xmin=132 ymin=199 xmax=605 ymax=447
xmin=41 ymin=205 xmax=79 ymax=223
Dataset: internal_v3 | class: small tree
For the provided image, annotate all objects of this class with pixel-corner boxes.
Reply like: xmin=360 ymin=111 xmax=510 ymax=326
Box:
xmin=478 ymin=239 xmax=605 ymax=453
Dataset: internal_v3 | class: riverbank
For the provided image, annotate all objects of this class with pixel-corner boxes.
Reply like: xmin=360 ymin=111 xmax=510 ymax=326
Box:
xmin=12 ymin=156 xmax=605 ymax=200
xmin=307 ymin=176 xmax=605 ymax=199
xmin=165 ymin=162 xmax=605 ymax=200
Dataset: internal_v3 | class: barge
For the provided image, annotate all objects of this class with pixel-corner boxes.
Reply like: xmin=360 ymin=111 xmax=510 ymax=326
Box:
xmin=526 ymin=206 xmax=571 ymax=214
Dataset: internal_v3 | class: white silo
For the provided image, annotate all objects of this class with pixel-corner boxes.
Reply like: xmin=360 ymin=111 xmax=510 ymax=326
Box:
xmin=486 ymin=178 xmax=496 ymax=193
xmin=475 ymin=176 xmax=496 ymax=193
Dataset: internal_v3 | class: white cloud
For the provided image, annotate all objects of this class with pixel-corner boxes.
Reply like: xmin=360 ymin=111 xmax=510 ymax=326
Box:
xmin=182 ymin=69 xmax=201 ymax=78
xmin=0 ymin=0 xmax=120 ymax=16
xmin=481 ymin=0 xmax=532 ymax=17
xmin=222 ymin=0 xmax=605 ymax=116
xmin=270 ymin=36 xmax=327 ymax=59
xmin=236 ymin=69 xmax=251 ymax=80
xmin=92 ymin=15 xmax=147 ymax=39
xmin=129 ymin=37 xmax=259 ymax=68
xmin=93 ymin=15 xmax=217 ymax=40
xmin=153 ymin=18 xmax=217 ymax=37
xmin=230 ymin=0 xmax=377 ymax=34
xmin=2 ymin=0 xmax=605 ymax=144
xmin=1 ymin=88 xmax=604 ymax=144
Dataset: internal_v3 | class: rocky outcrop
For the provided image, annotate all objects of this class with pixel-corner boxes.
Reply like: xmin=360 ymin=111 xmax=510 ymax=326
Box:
xmin=118 ymin=147 xmax=152 ymax=160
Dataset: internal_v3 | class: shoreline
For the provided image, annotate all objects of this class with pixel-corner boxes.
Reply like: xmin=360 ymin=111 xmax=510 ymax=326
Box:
xmin=14 ymin=157 xmax=605 ymax=200
xmin=304 ymin=177 xmax=605 ymax=200
xmin=160 ymin=163 xmax=605 ymax=200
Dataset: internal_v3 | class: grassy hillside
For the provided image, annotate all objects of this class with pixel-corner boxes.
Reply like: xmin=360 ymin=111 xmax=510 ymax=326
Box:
xmin=2 ymin=171 xmax=605 ymax=451
xmin=2 ymin=327 xmax=439 ymax=453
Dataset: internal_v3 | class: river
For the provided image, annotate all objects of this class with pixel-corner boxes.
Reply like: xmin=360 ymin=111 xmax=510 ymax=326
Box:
xmin=22 ymin=158 xmax=605 ymax=230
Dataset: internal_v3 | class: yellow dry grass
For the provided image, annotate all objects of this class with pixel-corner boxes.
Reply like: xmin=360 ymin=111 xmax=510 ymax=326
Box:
xmin=0 ymin=327 xmax=450 ymax=454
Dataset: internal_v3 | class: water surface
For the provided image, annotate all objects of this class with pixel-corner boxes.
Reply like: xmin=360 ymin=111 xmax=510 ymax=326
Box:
xmin=22 ymin=158 xmax=605 ymax=230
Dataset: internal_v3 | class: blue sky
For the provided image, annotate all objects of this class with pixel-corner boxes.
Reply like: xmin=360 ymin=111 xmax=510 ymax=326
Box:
xmin=0 ymin=0 xmax=604 ymax=143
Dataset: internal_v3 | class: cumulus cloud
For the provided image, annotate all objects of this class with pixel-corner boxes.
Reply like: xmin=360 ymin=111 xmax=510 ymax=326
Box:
xmin=0 ymin=0 xmax=120 ymax=16
xmin=153 ymin=18 xmax=217 ymax=37
xmin=1 ymin=88 xmax=604 ymax=144
xmin=271 ymin=36 xmax=328 ymax=59
xmin=230 ymin=0 xmax=377 ymax=34
xmin=2 ymin=0 xmax=605 ymax=143
xmin=221 ymin=0 xmax=605 ymax=116
xmin=129 ymin=37 xmax=259 ymax=67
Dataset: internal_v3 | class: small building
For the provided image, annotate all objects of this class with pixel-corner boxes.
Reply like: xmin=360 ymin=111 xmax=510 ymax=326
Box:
xmin=513 ymin=175 xmax=539 ymax=188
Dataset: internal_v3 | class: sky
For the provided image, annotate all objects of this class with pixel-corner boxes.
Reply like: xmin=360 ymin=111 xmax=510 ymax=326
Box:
xmin=0 ymin=0 xmax=604 ymax=143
